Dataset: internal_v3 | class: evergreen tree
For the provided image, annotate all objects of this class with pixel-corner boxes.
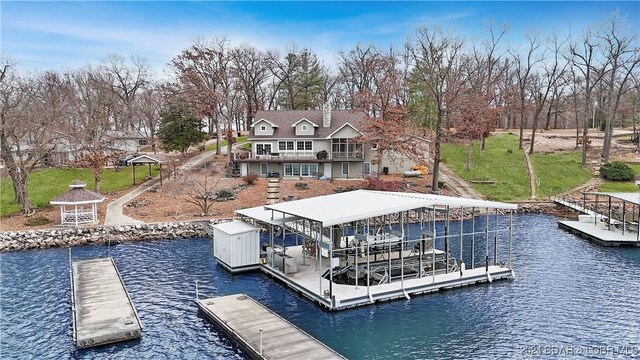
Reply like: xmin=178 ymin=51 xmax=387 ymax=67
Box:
xmin=158 ymin=104 xmax=205 ymax=153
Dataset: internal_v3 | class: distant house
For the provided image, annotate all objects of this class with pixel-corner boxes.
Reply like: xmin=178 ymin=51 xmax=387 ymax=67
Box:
xmin=235 ymin=106 xmax=427 ymax=179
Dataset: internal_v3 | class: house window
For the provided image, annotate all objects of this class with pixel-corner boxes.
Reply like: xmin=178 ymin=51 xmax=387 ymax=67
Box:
xmin=260 ymin=125 xmax=266 ymax=131
xmin=296 ymin=141 xmax=312 ymax=151
xmin=300 ymin=164 xmax=318 ymax=177
xmin=302 ymin=125 xmax=308 ymax=131
xmin=260 ymin=162 xmax=268 ymax=176
xmin=286 ymin=163 xmax=317 ymax=177
xmin=279 ymin=141 xmax=294 ymax=151
xmin=363 ymin=162 xmax=371 ymax=175
xmin=256 ymin=143 xmax=272 ymax=155
xmin=342 ymin=162 xmax=349 ymax=176
xmin=284 ymin=163 xmax=301 ymax=176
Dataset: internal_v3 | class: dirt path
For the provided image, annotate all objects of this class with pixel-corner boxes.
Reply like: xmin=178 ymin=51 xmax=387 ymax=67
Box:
xmin=523 ymin=152 xmax=537 ymax=199
xmin=438 ymin=164 xmax=484 ymax=199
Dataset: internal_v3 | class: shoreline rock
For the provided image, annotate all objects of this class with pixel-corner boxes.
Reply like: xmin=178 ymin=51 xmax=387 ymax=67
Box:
xmin=0 ymin=219 xmax=230 ymax=252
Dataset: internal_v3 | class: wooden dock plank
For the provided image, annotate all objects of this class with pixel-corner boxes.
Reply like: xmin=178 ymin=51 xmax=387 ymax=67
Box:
xmin=197 ymin=294 xmax=345 ymax=360
xmin=72 ymin=258 xmax=142 ymax=348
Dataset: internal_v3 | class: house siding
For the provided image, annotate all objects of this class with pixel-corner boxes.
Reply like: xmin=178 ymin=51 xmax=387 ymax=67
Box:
xmin=294 ymin=120 xmax=316 ymax=136
xmin=330 ymin=125 xmax=360 ymax=139
xmin=253 ymin=121 xmax=275 ymax=136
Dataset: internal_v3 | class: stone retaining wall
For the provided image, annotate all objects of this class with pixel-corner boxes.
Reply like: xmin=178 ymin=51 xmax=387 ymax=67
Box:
xmin=0 ymin=220 xmax=230 ymax=252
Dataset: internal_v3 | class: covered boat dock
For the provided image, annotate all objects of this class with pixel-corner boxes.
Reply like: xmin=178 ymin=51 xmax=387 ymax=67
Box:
xmin=557 ymin=192 xmax=640 ymax=246
xmin=229 ymin=190 xmax=517 ymax=310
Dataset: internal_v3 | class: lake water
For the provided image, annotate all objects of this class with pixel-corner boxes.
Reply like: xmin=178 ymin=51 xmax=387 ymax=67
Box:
xmin=1 ymin=214 xmax=639 ymax=359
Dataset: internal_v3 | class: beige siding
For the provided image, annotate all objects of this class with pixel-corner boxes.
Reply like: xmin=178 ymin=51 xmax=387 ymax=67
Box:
xmin=332 ymin=161 xmax=364 ymax=179
xmin=330 ymin=124 xmax=360 ymax=139
xmin=253 ymin=120 xmax=275 ymax=136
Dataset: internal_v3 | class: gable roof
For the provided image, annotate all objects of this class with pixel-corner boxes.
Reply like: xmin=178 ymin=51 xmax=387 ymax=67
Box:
xmin=325 ymin=122 xmax=363 ymax=138
xmin=291 ymin=118 xmax=319 ymax=128
xmin=128 ymin=154 xmax=166 ymax=164
xmin=250 ymin=110 xmax=365 ymax=139
xmin=250 ymin=118 xmax=279 ymax=128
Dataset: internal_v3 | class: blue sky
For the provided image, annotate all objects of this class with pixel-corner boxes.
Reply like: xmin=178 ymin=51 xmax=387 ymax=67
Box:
xmin=1 ymin=1 xmax=638 ymax=74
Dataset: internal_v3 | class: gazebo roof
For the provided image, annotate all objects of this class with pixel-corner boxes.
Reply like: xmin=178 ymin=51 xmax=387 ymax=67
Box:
xmin=128 ymin=154 xmax=166 ymax=164
xmin=50 ymin=181 xmax=105 ymax=205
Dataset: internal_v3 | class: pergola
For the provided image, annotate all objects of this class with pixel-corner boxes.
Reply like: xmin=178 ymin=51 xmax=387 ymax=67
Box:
xmin=50 ymin=180 xmax=105 ymax=226
xmin=127 ymin=154 xmax=166 ymax=186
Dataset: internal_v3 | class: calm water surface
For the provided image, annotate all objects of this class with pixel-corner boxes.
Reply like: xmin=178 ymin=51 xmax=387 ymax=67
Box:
xmin=1 ymin=214 xmax=639 ymax=359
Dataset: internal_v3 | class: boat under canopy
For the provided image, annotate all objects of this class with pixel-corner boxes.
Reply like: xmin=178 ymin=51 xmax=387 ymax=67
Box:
xmin=223 ymin=190 xmax=517 ymax=310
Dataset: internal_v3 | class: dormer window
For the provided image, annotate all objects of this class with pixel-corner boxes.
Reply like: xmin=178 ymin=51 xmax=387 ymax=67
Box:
xmin=302 ymin=125 xmax=308 ymax=131
xmin=260 ymin=125 xmax=266 ymax=131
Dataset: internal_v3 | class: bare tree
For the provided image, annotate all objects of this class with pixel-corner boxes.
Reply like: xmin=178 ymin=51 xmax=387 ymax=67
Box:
xmin=528 ymin=33 xmax=568 ymax=154
xmin=62 ymin=67 xmax=119 ymax=192
xmin=407 ymin=25 xmax=468 ymax=192
xmin=0 ymin=65 xmax=64 ymax=213
xmin=510 ymin=31 xmax=544 ymax=150
xmin=598 ymin=12 xmax=640 ymax=162
xmin=569 ymin=30 xmax=609 ymax=166
xmin=339 ymin=45 xmax=425 ymax=177
xmin=230 ymin=44 xmax=269 ymax=129
xmin=101 ymin=54 xmax=151 ymax=131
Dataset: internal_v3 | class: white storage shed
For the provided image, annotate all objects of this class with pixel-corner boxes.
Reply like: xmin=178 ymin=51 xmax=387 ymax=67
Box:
xmin=212 ymin=220 xmax=261 ymax=273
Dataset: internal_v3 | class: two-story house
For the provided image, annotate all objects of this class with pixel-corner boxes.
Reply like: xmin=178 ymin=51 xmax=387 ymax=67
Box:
xmin=236 ymin=106 xmax=421 ymax=179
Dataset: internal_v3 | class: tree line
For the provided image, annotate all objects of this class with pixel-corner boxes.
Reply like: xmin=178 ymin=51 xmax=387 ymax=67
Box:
xmin=1 ymin=10 xmax=638 ymax=213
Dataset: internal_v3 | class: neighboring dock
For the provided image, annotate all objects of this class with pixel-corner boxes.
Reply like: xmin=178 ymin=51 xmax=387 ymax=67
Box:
xmin=196 ymin=294 xmax=345 ymax=360
xmin=555 ymin=193 xmax=640 ymax=247
xmin=71 ymin=258 xmax=142 ymax=348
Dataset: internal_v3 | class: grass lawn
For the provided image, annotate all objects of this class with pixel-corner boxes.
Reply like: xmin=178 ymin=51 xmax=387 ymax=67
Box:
xmin=530 ymin=151 xmax=592 ymax=199
xmin=441 ymin=134 xmax=530 ymax=201
xmin=205 ymin=137 xmax=248 ymax=152
xmin=1 ymin=166 xmax=158 ymax=217
xmin=598 ymin=164 xmax=640 ymax=193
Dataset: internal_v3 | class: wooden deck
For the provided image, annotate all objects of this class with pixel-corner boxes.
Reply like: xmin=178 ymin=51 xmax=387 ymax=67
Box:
xmin=558 ymin=220 xmax=640 ymax=247
xmin=71 ymin=258 xmax=142 ymax=348
xmin=197 ymin=294 xmax=345 ymax=360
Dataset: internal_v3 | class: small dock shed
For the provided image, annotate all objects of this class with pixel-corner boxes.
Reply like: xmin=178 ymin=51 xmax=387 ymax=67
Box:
xmin=212 ymin=220 xmax=261 ymax=273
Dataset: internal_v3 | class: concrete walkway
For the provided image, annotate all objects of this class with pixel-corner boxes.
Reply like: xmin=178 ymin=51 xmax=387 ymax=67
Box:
xmin=103 ymin=142 xmax=237 ymax=226
xmin=438 ymin=164 xmax=484 ymax=199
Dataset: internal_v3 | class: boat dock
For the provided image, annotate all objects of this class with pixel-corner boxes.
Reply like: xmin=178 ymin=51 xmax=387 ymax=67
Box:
xmin=554 ymin=193 xmax=640 ymax=247
xmin=196 ymin=294 xmax=345 ymax=360
xmin=558 ymin=217 xmax=640 ymax=246
xmin=71 ymin=258 xmax=142 ymax=348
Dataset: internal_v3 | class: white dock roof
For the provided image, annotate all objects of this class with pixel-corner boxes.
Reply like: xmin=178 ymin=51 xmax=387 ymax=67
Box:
xmin=212 ymin=220 xmax=260 ymax=235
xmin=253 ymin=190 xmax=516 ymax=227
xmin=235 ymin=206 xmax=300 ymax=226
xmin=584 ymin=192 xmax=640 ymax=206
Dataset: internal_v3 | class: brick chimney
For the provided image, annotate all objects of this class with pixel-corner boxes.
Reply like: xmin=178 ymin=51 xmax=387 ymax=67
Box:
xmin=322 ymin=102 xmax=331 ymax=128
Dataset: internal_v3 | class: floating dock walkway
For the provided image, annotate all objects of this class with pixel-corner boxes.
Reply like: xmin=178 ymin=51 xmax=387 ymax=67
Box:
xmin=554 ymin=195 xmax=640 ymax=247
xmin=196 ymin=294 xmax=345 ymax=360
xmin=71 ymin=258 xmax=142 ymax=348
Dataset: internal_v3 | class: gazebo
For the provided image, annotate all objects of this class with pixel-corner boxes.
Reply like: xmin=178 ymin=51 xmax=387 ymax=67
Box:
xmin=127 ymin=154 xmax=166 ymax=186
xmin=50 ymin=180 xmax=105 ymax=226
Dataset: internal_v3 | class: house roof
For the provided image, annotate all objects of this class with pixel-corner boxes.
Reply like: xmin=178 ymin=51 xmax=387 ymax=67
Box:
xmin=128 ymin=154 xmax=166 ymax=164
xmin=50 ymin=181 xmax=105 ymax=205
xmin=249 ymin=110 xmax=366 ymax=139
xmin=325 ymin=123 xmax=363 ymax=138
xmin=250 ymin=190 xmax=517 ymax=227
xmin=291 ymin=118 xmax=319 ymax=128
xmin=251 ymin=118 xmax=279 ymax=128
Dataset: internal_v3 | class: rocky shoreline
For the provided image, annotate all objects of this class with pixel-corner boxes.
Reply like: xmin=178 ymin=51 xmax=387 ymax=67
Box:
xmin=0 ymin=220 xmax=229 ymax=252
xmin=0 ymin=202 xmax=569 ymax=253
